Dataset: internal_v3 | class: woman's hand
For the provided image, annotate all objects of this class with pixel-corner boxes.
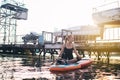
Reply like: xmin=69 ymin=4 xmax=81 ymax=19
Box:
xmin=57 ymin=56 xmax=62 ymax=60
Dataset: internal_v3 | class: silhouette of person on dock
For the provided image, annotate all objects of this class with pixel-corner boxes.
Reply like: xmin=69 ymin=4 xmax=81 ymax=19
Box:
xmin=56 ymin=35 xmax=81 ymax=65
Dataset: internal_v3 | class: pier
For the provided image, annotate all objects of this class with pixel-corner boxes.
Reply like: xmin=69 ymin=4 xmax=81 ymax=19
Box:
xmin=0 ymin=33 xmax=120 ymax=65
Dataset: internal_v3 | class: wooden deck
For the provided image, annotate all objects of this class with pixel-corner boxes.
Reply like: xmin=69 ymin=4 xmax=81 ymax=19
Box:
xmin=76 ymin=42 xmax=120 ymax=52
xmin=0 ymin=41 xmax=119 ymax=65
xmin=0 ymin=41 xmax=120 ymax=54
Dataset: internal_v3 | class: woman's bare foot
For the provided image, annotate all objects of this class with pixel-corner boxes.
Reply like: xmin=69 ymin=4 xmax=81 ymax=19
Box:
xmin=56 ymin=59 xmax=68 ymax=65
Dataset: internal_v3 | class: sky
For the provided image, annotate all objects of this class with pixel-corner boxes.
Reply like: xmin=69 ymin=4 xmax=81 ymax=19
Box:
xmin=16 ymin=0 xmax=98 ymax=34
xmin=14 ymin=0 xmax=108 ymax=34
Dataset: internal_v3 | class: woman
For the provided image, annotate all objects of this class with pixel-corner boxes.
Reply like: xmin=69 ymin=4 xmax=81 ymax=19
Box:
xmin=56 ymin=35 xmax=81 ymax=65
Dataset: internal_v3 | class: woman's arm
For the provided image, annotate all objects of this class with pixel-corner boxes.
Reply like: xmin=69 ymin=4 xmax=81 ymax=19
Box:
xmin=73 ymin=44 xmax=81 ymax=57
xmin=58 ymin=44 xmax=65 ymax=57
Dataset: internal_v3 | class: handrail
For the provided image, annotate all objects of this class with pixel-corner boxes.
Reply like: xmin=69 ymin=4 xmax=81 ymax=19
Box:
xmin=93 ymin=1 xmax=120 ymax=13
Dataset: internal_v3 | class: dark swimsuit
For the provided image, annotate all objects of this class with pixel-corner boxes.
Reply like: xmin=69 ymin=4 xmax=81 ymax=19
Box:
xmin=62 ymin=47 xmax=74 ymax=60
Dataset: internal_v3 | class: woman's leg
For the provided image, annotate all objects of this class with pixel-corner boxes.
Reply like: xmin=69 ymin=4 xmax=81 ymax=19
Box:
xmin=67 ymin=56 xmax=81 ymax=64
xmin=67 ymin=58 xmax=77 ymax=64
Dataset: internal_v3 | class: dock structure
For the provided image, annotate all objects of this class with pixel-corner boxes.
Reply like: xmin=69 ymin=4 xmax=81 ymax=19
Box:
xmin=0 ymin=0 xmax=28 ymax=44
xmin=90 ymin=0 xmax=120 ymax=64
xmin=0 ymin=25 xmax=120 ymax=64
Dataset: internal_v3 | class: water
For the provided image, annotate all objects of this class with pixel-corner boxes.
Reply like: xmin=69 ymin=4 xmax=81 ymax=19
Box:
xmin=0 ymin=53 xmax=120 ymax=80
xmin=0 ymin=54 xmax=56 ymax=80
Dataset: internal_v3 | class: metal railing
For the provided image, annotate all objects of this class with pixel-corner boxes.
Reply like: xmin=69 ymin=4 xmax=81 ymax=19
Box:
xmin=93 ymin=0 xmax=120 ymax=13
xmin=0 ymin=35 xmax=24 ymax=44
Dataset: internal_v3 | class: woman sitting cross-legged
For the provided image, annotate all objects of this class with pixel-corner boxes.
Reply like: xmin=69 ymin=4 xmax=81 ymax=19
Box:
xmin=56 ymin=35 xmax=81 ymax=65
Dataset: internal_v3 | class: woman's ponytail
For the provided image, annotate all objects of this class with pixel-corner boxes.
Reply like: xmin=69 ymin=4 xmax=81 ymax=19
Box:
xmin=65 ymin=36 xmax=68 ymax=43
xmin=65 ymin=35 xmax=72 ymax=43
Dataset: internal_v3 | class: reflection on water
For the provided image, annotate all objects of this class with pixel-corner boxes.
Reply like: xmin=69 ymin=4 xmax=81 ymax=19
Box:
xmin=0 ymin=54 xmax=56 ymax=80
xmin=0 ymin=53 xmax=120 ymax=80
xmin=85 ymin=51 xmax=120 ymax=64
